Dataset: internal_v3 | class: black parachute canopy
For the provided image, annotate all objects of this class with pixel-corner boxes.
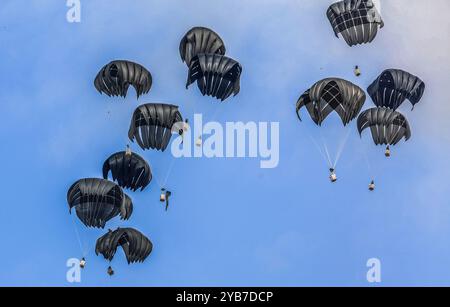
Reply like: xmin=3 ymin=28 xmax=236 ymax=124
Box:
xmin=367 ymin=69 xmax=425 ymax=110
xmin=102 ymin=151 xmax=152 ymax=192
xmin=96 ymin=227 xmax=153 ymax=264
xmin=357 ymin=107 xmax=411 ymax=145
xmin=128 ymin=103 xmax=183 ymax=152
xmin=296 ymin=78 xmax=366 ymax=126
xmin=94 ymin=60 xmax=152 ymax=99
xmin=67 ymin=178 xmax=133 ymax=228
xmin=180 ymin=27 xmax=226 ymax=66
xmin=186 ymin=53 xmax=242 ymax=101
xmin=327 ymin=0 xmax=384 ymax=46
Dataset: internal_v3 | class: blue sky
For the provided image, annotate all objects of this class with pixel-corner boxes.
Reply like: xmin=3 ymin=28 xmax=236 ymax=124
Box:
xmin=0 ymin=0 xmax=449 ymax=286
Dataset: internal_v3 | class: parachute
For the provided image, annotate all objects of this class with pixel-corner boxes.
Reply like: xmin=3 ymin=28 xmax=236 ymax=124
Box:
xmin=102 ymin=151 xmax=152 ymax=192
xmin=186 ymin=53 xmax=242 ymax=101
xmin=96 ymin=227 xmax=153 ymax=264
xmin=128 ymin=103 xmax=184 ymax=151
xmin=357 ymin=107 xmax=411 ymax=146
xmin=327 ymin=0 xmax=384 ymax=46
xmin=180 ymin=27 xmax=226 ymax=66
xmin=296 ymin=78 xmax=366 ymax=126
xmin=94 ymin=60 xmax=152 ymax=99
xmin=367 ymin=69 xmax=426 ymax=110
xmin=67 ymin=178 xmax=133 ymax=228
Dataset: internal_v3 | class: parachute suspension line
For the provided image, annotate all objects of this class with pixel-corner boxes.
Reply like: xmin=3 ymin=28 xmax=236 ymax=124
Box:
xmin=317 ymin=129 xmax=333 ymax=168
xmin=162 ymin=157 xmax=177 ymax=188
xmin=147 ymin=157 xmax=176 ymax=211
xmin=316 ymin=137 xmax=332 ymax=169
xmin=71 ymin=215 xmax=87 ymax=257
xmin=361 ymin=139 xmax=376 ymax=190
xmin=362 ymin=145 xmax=373 ymax=178
xmin=322 ymin=141 xmax=333 ymax=169
xmin=146 ymin=159 xmax=164 ymax=189
xmin=196 ymin=103 xmax=225 ymax=146
xmin=308 ymin=135 xmax=331 ymax=168
xmin=333 ymin=127 xmax=352 ymax=169
xmin=181 ymin=97 xmax=196 ymax=127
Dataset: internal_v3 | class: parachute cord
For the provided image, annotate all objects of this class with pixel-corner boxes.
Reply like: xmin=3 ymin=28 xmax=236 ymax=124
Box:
xmin=162 ymin=157 xmax=177 ymax=188
xmin=318 ymin=130 xmax=333 ymax=168
xmin=184 ymin=99 xmax=195 ymax=116
xmin=71 ymin=215 xmax=87 ymax=257
xmin=146 ymin=159 xmax=164 ymax=189
xmin=199 ymin=103 xmax=224 ymax=139
xmin=363 ymin=147 xmax=374 ymax=179
xmin=305 ymin=126 xmax=332 ymax=169
xmin=333 ymin=127 xmax=352 ymax=168
xmin=146 ymin=156 xmax=176 ymax=190
xmin=320 ymin=131 xmax=334 ymax=168
xmin=323 ymin=141 xmax=333 ymax=169
xmin=308 ymin=135 xmax=332 ymax=168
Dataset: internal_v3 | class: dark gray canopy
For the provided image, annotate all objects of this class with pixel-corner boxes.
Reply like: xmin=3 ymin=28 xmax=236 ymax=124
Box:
xmin=67 ymin=178 xmax=133 ymax=228
xmin=120 ymin=194 xmax=133 ymax=221
xmin=357 ymin=107 xmax=411 ymax=145
xmin=102 ymin=151 xmax=152 ymax=192
xmin=180 ymin=27 xmax=226 ymax=66
xmin=186 ymin=54 xmax=242 ymax=101
xmin=327 ymin=0 xmax=384 ymax=46
xmin=367 ymin=69 xmax=425 ymax=110
xmin=96 ymin=227 xmax=153 ymax=264
xmin=94 ymin=60 xmax=152 ymax=99
xmin=128 ymin=103 xmax=183 ymax=151
xmin=296 ymin=78 xmax=366 ymax=126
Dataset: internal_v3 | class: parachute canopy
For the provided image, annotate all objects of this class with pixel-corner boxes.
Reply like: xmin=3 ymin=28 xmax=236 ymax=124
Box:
xmin=180 ymin=27 xmax=226 ymax=66
xmin=186 ymin=54 xmax=242 ymax=101
xmin=128 ymin=103 xmax=183 ymax=151
xmin=296 ymin=78 xmax=366 ymax=126
xmin=94 ymin=60 xmax=152 ymax=99
xmin=357 ymin=107 xmax=411 ymax=145
xmin=96 ymin=227 xmax=153 ymax=264
xmin=368 ymin=69 xmax=425 ymax=110
xmin=67 ymin=178 xmax=133 ymax=228
xmin=327 ymin=0 xmax=384 ymax=46
xmin=102 ymin=151 xmax=152 ymax=192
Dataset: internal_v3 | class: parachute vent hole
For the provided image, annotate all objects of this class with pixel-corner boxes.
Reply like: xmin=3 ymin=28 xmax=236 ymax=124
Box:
xmin=322 ymin=81 xmax=343 ymax=109
xmin=109 ymin=65 xmax=119 ymax=78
